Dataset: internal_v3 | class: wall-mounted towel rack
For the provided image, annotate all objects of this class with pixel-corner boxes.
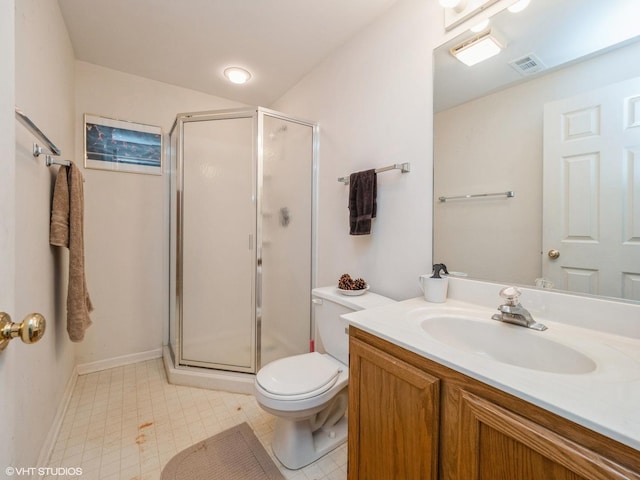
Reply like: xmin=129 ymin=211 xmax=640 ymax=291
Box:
xmin=338 ymin=162 xmax=411 ymax=185
xmin=15 ymin=107 xmax=72 ymax=167
xmin=438 ymin=190 xmax=514 ymax=202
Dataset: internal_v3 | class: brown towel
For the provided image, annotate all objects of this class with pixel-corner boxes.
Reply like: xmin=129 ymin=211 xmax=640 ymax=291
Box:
xmin=50 ymin=163 xmax=93 ymax=342
xmin=348 ymin=169 xmax=377 ymax=235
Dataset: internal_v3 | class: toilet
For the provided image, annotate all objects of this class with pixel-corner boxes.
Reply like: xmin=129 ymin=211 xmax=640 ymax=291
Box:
xmin=254 ymin=285 xmax=395 ymax=470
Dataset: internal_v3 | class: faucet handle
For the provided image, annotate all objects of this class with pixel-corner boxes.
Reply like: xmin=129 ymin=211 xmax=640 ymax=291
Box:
xmin=498 ymin=286 xmax=521 ymax=306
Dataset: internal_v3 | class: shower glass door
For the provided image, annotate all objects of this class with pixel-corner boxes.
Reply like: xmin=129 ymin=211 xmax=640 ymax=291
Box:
xmin=259 ymin=112 xmax=315 ymax=366
xmin=180 ymin=114 xmax=256 ymax=372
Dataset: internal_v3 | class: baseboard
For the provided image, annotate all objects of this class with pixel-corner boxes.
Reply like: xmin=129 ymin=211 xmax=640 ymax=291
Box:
xmin=36 ymin=348 xmax=164 ymax=475
xmin=76 ymin=348 xmax=163 ymax=375
xmin=36 ymin=365 xmax=79 ymax=470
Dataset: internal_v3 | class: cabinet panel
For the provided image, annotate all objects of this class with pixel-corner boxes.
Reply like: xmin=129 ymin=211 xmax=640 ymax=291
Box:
xmin=457 ymin=390 xmax=639 ymax=480
xmin=348 ymin=337 xmax=440 ymax=480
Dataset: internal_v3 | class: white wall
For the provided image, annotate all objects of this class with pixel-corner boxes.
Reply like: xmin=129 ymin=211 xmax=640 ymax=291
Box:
xmin=273 ymin=0 xmax=441 ymax=300
xmin=74 ymin=62 xmax=245 ymax=365
xmin=4 ymin=0 xmax=77 ymax=468
xmin=434 ymin=40 xmax=640 ymax=286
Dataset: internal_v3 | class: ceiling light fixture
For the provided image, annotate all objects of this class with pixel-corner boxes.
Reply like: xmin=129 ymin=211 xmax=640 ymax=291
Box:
xmin=450 ymin=29 xmax=503 ymax=66
xmin=224 ymin=67 xmax=252 ymax=85
xmin=507 ymin=0 xmax=531 ymax=13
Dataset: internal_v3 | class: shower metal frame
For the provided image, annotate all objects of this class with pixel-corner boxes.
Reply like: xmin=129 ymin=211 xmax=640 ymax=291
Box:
xmin=169 ymin=107 xmax=319 ymax=374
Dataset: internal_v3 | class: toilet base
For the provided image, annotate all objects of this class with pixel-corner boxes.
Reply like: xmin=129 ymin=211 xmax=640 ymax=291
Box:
xmin=271 ymin=415 xmax=348 ymax=470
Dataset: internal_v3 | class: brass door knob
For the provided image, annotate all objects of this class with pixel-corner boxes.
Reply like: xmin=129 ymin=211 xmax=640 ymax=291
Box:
xmin=548 ymin=249 xmax=560 ymax=259
xmin=0 ymin=312 xmax=46 ymax=351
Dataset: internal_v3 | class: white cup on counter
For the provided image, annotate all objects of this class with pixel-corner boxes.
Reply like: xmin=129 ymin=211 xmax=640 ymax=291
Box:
xmin=418 ymin=274 xmax=449 ymax=303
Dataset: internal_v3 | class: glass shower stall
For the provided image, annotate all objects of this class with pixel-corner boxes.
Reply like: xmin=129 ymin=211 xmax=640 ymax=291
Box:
xmin=168 ymin=108 xmax=318 ymax=374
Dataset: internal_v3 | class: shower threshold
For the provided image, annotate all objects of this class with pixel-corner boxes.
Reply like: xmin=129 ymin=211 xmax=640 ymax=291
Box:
xmin=162 ymin=346 xmax=255 ymax=395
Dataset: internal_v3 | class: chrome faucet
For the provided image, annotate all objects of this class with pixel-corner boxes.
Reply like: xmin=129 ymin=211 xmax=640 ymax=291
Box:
xmin=491 ymin=286 xmax=547 ymax=331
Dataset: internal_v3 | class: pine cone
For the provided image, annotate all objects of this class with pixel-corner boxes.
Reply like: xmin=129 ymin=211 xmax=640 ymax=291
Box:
xmin=338 ymin=273 xmax=367 ymax=290
xmin=338 ymin=274 xmax=353 ymax=290
xmin=353 ymin=278 xmax=367 ymax=290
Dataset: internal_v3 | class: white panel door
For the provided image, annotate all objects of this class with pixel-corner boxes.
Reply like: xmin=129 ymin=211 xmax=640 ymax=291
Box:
xmin=543 ymin=77 xmax=640 ymax=300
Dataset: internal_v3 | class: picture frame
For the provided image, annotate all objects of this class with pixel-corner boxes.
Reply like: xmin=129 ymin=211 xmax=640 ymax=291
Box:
xmin=84 ymin=114 xmax=162 ymax=175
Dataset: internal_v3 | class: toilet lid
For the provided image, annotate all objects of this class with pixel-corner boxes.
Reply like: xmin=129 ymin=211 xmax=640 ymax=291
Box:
xmin=257 ymin=352 xmax=341 ymax=397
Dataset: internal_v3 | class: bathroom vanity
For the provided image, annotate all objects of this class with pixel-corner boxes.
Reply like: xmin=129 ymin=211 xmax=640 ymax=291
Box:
xmin=343 ymin=279 xmax=640 ymax=480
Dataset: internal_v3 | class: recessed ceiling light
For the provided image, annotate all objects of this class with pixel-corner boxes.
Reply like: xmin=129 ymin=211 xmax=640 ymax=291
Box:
xmin=224 ymin=67 xmax=252 ymax=85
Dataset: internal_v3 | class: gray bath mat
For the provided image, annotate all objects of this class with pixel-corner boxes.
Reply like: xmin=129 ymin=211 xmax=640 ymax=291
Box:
xmin=161 ymin=422 xmax=284 ymax=480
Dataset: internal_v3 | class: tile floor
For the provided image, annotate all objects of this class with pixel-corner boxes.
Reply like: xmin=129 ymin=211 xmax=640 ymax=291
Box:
xmin=44 ymin=358 xmax=347 ymax=480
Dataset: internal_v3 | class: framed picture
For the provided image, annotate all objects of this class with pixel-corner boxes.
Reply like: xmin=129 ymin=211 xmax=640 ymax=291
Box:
xmin=84 ymin=114 xmax=162 ymax=175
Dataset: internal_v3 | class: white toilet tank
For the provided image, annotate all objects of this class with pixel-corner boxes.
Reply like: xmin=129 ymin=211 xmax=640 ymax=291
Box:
xmin=311 ymin=286 xmax=395 ymax=364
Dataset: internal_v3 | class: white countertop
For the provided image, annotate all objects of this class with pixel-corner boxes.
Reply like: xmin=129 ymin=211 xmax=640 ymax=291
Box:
xmin=343 ymin=295 xmax=640 ymax=451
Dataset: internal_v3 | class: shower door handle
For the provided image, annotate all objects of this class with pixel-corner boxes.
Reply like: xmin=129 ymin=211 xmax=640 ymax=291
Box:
xmin=249 ymin=234 xmax=253 ymax=250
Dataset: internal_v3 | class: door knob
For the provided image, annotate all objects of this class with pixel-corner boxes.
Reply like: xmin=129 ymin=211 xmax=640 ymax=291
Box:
xmin=548 ymin=249 xmax=560 ymax=259
xmin=0 ymin=312 xmax=46 ymax=351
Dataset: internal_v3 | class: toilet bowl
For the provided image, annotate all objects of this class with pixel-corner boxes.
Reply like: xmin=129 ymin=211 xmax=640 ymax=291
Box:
xmin=255 ymin=352 xmax=350 ymax=469
xmin=254 ymin=286 xmax=395 ymax=470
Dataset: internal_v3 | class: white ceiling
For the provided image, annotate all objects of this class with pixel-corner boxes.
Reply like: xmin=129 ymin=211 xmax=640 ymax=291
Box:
xmin=57 ymin=0 xmax=399 ymax=106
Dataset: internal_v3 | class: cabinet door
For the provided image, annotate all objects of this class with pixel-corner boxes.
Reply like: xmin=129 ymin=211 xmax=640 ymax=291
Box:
xmin=348 ymin=337 xmax=440 ymax=480
xmin=457 ymin=390 xmax=639 ymax=480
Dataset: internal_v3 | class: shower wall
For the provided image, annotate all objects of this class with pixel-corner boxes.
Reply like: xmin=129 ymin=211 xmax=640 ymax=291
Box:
xmin=169 ymin=108 xmax=317 ymax=374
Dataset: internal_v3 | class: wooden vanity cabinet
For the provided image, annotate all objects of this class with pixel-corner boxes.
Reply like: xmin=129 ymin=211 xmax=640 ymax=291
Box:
xmin=348 ymin=327 xmax=640 ymax=480
xmin=348 ymin=330 xmax=440 ymax=480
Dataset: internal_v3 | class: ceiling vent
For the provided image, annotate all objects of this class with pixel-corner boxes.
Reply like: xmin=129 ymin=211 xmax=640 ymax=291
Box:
xmin=509 ymin=53 xmax=545 ymax=76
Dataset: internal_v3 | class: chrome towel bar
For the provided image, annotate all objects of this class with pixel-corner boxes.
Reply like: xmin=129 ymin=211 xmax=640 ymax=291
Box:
xmin=439 ymin=190 xmax=515 ymax=202
xmin=15 ymin=107 xmax=72 ymax=167
xmin=338 ymin=162 xmax=411 ymax=185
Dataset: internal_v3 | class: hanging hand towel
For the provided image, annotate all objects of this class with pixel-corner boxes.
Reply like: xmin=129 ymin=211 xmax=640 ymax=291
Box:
xmin=50 ymin=162 xmax=94 ymax=342
xmin=348 ymin=169 xmax=377 ymax=235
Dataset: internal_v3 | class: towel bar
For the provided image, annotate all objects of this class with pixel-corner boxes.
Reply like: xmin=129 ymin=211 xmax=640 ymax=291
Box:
xmin=16 ymin=107 xmax=72 ymax=168
xmin=438 ymin=191 xmax=515 ymax=202
xmin=338 ymin=162 xmax=410 ymax=185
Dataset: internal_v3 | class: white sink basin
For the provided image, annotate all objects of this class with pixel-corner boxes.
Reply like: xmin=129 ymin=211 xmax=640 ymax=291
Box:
xmin=417 ymin=313 xmax=597 ymax=374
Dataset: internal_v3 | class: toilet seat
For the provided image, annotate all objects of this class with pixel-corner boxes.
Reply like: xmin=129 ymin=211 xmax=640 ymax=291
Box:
xmin=256 ymin=352 xmax=343 ymax=401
